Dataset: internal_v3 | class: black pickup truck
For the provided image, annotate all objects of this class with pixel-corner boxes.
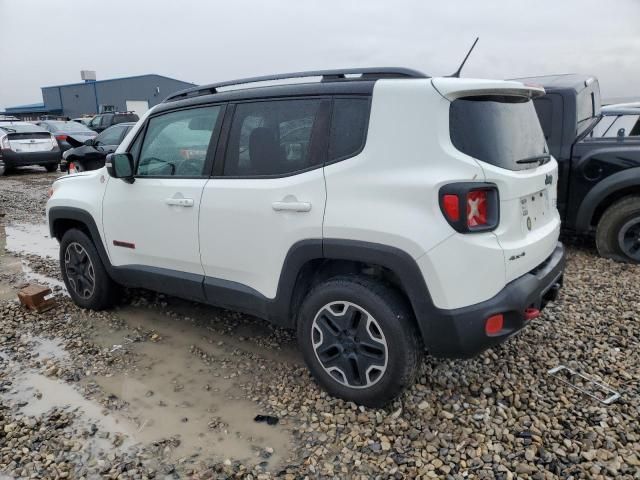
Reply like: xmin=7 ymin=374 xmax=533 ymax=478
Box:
xmin=516 ymin=74 xmax=640 ymax=263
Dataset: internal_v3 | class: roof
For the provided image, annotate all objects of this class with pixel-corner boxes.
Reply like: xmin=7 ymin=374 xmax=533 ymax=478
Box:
xmin=511 ymin=74 xmax=597 ymax=93
xmin=3 ymin=102 xmax=52 ymax=114
xmin=42 ymin=74 xmax=197 ymax=89
xmin=601 ymin=103 xmax=640 ymax=116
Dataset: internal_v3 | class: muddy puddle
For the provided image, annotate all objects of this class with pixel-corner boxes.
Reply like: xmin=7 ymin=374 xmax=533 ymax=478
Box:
xmin=85 ymin=307 xmax=293 ymax=466
xmin=4 ymin=222 xmax=58 ymax=258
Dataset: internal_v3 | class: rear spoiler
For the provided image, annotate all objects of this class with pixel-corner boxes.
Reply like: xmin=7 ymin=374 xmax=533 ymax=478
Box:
xmin=431 ymin=78 xmax=546 ymax=101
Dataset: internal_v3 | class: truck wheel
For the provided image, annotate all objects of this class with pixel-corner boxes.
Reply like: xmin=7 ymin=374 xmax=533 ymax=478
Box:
xmin=59 ymin=229 xmax=118 ymax=309
xmin=596 ymin=196 xmax=640 ymax=263
xmin=45 ymin=163 xmax=58 ymax=172
xmin=297 ymin=276 xmax=422 ymax=407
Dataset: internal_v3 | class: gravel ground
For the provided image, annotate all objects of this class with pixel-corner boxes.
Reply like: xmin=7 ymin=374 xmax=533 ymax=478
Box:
xmin=0 ymin=168 xmax=639 ymax=479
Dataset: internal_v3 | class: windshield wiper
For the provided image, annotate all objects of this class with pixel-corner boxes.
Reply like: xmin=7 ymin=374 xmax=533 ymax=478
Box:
xmin=516 ymin=154 xmax=550 ymax=165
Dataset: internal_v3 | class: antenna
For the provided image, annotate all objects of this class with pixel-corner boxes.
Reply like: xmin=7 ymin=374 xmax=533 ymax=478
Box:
xmin=449 ymin=37 xmax=479 ymax=78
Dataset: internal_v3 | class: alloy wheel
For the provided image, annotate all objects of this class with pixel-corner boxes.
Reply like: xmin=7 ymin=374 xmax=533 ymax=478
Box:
xmin=311 ymin=301 xmax=388 ymax=389
xmin=618 ymin=217 xmax=640 ymax=261
xmin=64 ymin=242 xmax=95 ymax=298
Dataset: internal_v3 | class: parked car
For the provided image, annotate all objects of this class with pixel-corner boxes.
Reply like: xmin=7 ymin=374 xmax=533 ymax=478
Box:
xmin=35 ymin=120 xmax=97 ymax=152
xmin=87 ymin=112 xmax=139 ymax=133
xmin=516 ymin=74 xmax=640 ymax=263
xmin=61 ymin=122 xmax=135 ymax=172
xmin=47 ymin=68 xmax=565 ymax=406
xmin=0 ymin=121 xmax=60 ymax=175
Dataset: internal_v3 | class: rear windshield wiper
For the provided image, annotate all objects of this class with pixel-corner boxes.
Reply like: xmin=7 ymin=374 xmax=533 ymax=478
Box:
xmin=516 ymin=154 xmax=550 ymax=165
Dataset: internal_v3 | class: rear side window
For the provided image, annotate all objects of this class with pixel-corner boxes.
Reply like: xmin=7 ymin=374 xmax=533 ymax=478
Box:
xmin=223 ymin=99 xmax=325 ymax=176
xmin=450 ymin=95 xmax=548 ymax=171
xmin=115 ymin=113 xmax=139 ymax=123
xmin=96 ymin=125 xmax=125 ymax=146
xmin=329 ymin=98 xmax=369 ymax=161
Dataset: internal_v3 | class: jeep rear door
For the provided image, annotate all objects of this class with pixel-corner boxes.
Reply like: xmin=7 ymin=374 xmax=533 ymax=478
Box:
xmin=102 ymin=105 xmax=225 ymax=298
xmin=199 ymin=98 xmax=330 ymax=303
xmin=434 ymin=78 xmax=561 ymax=283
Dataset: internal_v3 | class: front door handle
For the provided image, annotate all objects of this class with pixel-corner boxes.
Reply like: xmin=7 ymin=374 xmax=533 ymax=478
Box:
xmin=165 ymin=197 xmax=194 ymax=207
xmin=272 ymin=200 xmax=312 ymax=212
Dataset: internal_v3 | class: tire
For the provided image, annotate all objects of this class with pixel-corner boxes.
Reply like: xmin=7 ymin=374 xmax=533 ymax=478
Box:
xmin=596 ymin=196 xmax=640 ymax=263
xmin=45 ymin=163 xmax=58 ymax=173
xmin=0 ymin=161 xmax=6 ymax=176
xmin=59 ymin=229 xmax=118 ymax=309
xmin=297 ymin=275 xmax=422 ymax=407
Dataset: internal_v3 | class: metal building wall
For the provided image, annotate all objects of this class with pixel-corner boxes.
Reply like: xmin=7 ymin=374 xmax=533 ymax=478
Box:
xmin=41 ymin=75 xmax=195 ymax=118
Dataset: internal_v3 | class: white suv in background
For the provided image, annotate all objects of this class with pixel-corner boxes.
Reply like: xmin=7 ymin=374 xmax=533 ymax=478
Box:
xmin=47 ymin=68 xmax=565 ymax=406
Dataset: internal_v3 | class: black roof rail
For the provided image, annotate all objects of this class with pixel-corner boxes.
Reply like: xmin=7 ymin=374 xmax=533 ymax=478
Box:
xmin=164 ymin=67 xmax=428 ymax=102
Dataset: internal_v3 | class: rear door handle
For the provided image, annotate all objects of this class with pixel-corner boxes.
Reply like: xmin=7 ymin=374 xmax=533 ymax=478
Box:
xmin=165 ymin=197 xmax=194 ymax=207
xmin=272 ymin=201 xmax=312 ymax=212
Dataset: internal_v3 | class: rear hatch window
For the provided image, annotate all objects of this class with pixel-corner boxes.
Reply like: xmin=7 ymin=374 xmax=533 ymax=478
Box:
xmin=114 ymin=113 xmax=139 ymax=123
xmin=450 ymin=95 xmax=548 ymax=171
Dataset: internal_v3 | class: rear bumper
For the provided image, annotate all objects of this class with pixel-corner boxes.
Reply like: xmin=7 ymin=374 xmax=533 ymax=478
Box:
xmin=424 ymin=242 xmax=566 ymax=358
xmin=1 ymin=149 xmax=61 ymax=166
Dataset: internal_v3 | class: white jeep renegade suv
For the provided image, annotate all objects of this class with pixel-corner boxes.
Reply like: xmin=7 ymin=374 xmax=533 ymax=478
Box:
xmin=47 ymin=68 xmax=565 ymax=407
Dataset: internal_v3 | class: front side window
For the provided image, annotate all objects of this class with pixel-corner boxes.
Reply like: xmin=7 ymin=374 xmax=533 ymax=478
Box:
xmin=593 ymin=114 xmax=640 ymax=137
xmin=136 ymin=106 xmax=221 ymax=177
xmin=223 ymin=99 xmax=324 ymax=176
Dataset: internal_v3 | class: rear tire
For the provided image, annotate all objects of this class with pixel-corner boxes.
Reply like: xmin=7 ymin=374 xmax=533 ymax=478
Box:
xmin=596 ymin=196 xmax=640 ymax=263
xmin=297 ymin=275 xmax=422 ymax=407
xmin=60 ymin=229 xmax=118 ymax=309
xmin=45 ymin=163 xmax=58 ymax=172
xmin=0 ymin=161 xmax=6 ymax=176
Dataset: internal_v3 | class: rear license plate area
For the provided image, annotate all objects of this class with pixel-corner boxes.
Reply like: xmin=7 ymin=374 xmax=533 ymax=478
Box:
xmin=520 ymin=189 xmax=550 ymax=232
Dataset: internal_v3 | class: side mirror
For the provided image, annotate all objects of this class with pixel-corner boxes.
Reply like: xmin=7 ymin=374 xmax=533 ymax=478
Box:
xmin=617 ymin=128 xmax=626 ymax=138
xmin=106 ymin=153 xmax=135 ymax=183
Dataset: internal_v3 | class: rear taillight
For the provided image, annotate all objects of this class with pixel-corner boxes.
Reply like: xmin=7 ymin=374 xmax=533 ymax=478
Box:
xmin=439 ymin=183 xmax=499 ymax=233
xmin=50 ymin=134 xmax=59 ymax=150
xmin=0 ymin=135 xmax=9 ymax=150
xmin=467 ymin=190 xmax=488 ymax=227
xmin=55 ymin=134 xmax=68 ymax=141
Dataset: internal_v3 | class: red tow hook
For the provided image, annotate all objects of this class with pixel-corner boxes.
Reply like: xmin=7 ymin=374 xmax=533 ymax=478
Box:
xmin=524 ymin=308 xmax=540 ymax=321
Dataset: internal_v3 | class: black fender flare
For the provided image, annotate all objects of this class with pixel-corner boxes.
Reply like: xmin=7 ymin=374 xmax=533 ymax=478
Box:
xmin=48 ymin=206 xmax=111 ymax=267
xmin=575 ymin=167 xmax=640 ymax=232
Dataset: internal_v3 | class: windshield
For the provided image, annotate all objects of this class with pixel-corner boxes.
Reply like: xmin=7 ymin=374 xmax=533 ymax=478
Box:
xmin=0 ymin=123 xmax=48 ymax=134
xmin=450 ymin=95 xmax=548 ymax=171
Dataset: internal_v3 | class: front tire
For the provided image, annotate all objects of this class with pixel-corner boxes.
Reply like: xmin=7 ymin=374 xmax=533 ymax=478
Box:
xmin=297 ymin=276 xmax=422 ymax=407
xmin=59 ymin=229 xmax=118 ymax=309
xmin=596 ymin=196 xmax=640 ymax=263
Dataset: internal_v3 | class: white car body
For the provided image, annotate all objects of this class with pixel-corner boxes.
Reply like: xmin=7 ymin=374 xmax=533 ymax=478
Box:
xmin=47 ymin=69 xmax=565 ymax=361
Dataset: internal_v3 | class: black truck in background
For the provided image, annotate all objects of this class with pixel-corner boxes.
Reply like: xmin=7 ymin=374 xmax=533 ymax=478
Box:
xmin=516 ymin=74 xmax=640 ymax=263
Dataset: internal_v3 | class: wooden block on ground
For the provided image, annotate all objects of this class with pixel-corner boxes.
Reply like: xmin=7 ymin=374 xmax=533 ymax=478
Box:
xmin=17 ymin=284 xmax=56 ymax=313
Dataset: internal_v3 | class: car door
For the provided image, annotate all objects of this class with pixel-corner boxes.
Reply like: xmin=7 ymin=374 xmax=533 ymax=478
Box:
xmin=102 ymin=104 xmax=225 ymax=299
xmin=199 ymin=98 xmax=329 ymax=301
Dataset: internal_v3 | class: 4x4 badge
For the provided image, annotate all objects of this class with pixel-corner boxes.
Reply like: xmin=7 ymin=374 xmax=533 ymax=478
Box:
xmin=545 ymin=174 xmax=553 ymax=185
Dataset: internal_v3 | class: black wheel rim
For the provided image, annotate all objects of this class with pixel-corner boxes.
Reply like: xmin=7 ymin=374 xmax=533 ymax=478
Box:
xmin=64 ymin=242 xmax=95 ymax=298
xmin=311 ymin=301 xmax=388 ymax=389
xmin=617 ymin=217 xmax=640 ymax=261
